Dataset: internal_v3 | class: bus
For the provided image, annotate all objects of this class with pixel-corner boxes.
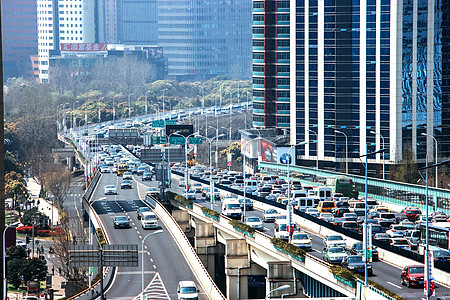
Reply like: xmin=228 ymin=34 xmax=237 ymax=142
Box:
xmin=419 ymin=222 xmax=450 ymax=250
xmin=326 ymin=175 xmax=358 ymax=198
xmin=117 ymin=164 xmax=129 ymax=176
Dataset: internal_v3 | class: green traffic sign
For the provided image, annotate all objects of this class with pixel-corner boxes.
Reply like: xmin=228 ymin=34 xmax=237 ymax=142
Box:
xmin=188 ymin=136 xmax=203 ymax=144
xmin=152 ymin=120 xmax=165 ymax=128
xmin=166 ymin=120 xmax=177 ymax=125
xmin=169 ymin=136 xmax=185 ymax=145
xmin=151 ymin=136 xmax=167 ymax=144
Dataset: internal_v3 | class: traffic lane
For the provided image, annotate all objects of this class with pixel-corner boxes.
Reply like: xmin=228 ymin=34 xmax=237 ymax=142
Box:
xmin=170 ymin=176 xmax=450 ymax=299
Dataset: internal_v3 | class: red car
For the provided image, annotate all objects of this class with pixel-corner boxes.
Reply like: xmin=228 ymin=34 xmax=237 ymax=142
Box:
xmin=401 ymin=265 xmax=424 ymax=287
xmin=402 ymin=207 xmax=422 ymax=221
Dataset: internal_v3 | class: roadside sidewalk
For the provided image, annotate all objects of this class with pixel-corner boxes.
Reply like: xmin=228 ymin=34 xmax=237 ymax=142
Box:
xmin=26 ymin=177 xmax=60 ymax=225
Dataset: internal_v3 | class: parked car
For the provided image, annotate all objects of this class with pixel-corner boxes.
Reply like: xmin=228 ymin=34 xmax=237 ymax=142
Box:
xmin=113 ymin=216 xmax=130 ymax=229
xmin=342 ymin=255 xmax=373 ymax=276
xmin=323 ymin=246 xmax=348 ymax=264
xmin=401 ymin=265 xmax=424 ymax=287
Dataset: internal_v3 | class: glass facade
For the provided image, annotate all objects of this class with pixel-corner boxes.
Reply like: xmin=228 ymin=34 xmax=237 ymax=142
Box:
xmin=254 ymin=0 xmax=450 ymax=168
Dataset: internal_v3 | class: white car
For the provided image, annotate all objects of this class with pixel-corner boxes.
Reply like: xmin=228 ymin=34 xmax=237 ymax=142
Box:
xmin=245 ymin=216 xmax=263 ymax=231
xmin=123 ymin=172 xmax=133 ymax=180
xmin=104 ymin=185 xmax=117 ymax=195
xmin=305 ymin=208 xmax=320 ymax=217
xmin=100 ymin=166 xmax=110 ymax=173
xmin=192 ymin=183 xmax=203 ymax=193
xmin=386 ymin=225 xmax=408 ymax=238
xmin=291 ymin=231 xmax=312 ymax=250
xmin=319 ymin=213 xmax=334 ymax=222
xmin=263 ymin=209 xmax=279 ymax=223
xmin=177 ymin=281 xmax=199 ymax=300
xmin=323 ymin=235 xmax=346 ymax=249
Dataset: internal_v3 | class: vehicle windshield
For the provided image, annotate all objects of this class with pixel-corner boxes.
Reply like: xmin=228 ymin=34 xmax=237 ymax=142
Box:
xmin=328 ymin=247 xmax=345 ymax=253
xmin=180 ymin=287 xmax=197 ymax=294
xmin=144 ymin=215 xmax=156 ymax=220
xmin=116 ymin=217 xmax=127 ymax=221
xmin=328 ymin=235 xmax=344 ymax=241
xmin=409 ymin=266 xmax=424 ymax=274
xmin=394 ymin=239 xmax=409 ymax=245
xmin=348 ymin=256 xmax=363 ymax=263
xmin=140 ymin=208 xmax=150 ymax=213
xmin=106 ymin=185 xmax=115 ymax=189
xmin=433 ymin=250 xmax=450 ymax=257
xmin=247 ymin=217 xmax=260 ymax=222
xmin=266 ymin=209 xmax=277 ymax=214
xmin=293 ymin=234 xmax=309 ymax=240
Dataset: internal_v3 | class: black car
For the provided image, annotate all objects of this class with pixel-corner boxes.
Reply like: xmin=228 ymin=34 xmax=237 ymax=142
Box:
xmin=348 ymin=242 xmax=379 ymax=261
xmin=342 ymin=255 xmax=373 ymax=276
xmin=137 ymin=207 xmax=151 ymax=220
xmin=113 ymin=216 xmax=130 ymax=229
xmin=332 ymin=207 xmax=350 ymax=217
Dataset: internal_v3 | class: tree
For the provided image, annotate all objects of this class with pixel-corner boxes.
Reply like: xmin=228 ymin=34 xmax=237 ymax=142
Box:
xmin=43 ymin=165 xmax=72 ymax=208
xmin=5 ymin=176 xmax=28 ymax=209
xmin=6 ymin=246 xmax=47 ymax=289
xmin=21 ymin=207 xmax=49 ymax=228
xmin=392 ymin=148 xmax=419 ymax=184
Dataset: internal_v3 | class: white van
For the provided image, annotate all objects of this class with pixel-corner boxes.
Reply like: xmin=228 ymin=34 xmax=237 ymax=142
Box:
xmin=222 ymin=198 xmax=242 ymax=219
xmin=141 ymin=211 xmax=158 ymax=229
xmin=295 ymin=197 xmax=320 ymax=212
xmin=245 ymin=180 xmax=259 ymax=192
xmin=349 ymin=202 xmax=366 ymax=216
xmin=309 ymin=187 xmax=333 ymax=201
xmin=291 ymin=190 xmax=308 ymax=198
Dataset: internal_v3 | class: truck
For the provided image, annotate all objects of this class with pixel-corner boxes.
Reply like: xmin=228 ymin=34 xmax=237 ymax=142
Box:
xmin=221 ymin=198 xmax=242 ymax=219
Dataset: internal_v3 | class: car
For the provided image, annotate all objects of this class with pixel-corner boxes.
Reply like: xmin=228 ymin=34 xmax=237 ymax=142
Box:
xmin=323 ymin=236 xmax=347 ymax=251
xmin=239 ymin=198 xmax=253 ymax=211
xmin=319 ymin=213 xmax=334 ymax=222
xmin=146 ymin=187 xmax=160 ymax=197
xmin=121 ymin=180 xmax=132 ymax=189
xmin=141 ymin=211 xmax=158 ymax=229
xmin=342 ymin=255 xmax=373 ymax=276
xmin=137 ymin=207 xmax=151 ymax=220
xmin=187 ymin=190 xmax=197 ymax=200
xmin=177 ymin=280 xmax=199 ymax=300
xmin=191 ymin=183 xmax=203 ymax=193
xmin=401 ymin=265 xmax=424 ymax=287
xmin=100 ymin=166 xmax=110 ymax=173
xmin=142 ymin=172 xmax=152 ymax=181
xmin=373 ymin=233 xmax=391 ymax=243
xmin=104 ymin=185 xmax=117 ymax=195
xmin=404 ymin=229 xmax=421 ymax=249
xmin=245 ymin=216 xmax=264 ymax=231
xmin=348 ymin=242 xmax=379 ymax=261
xmin=386 ymin=225 xmax=408 ymax=238
xmin=205 ymin=188 xmax=220 ymax=200
xmin=343 ymin=213 xmax=358 ymax=222
xmin=332 ymin=207 xmax=350 ymax=217
xmin=341 ymin=221 xmax=359 ymax=232
xmin=430 ymin=247 xmax=450 ymax=263
xmin=402 ymin=207 xmax=422 ymax=221
xmin=123 ymin=172 xmax=133 ymax=180
xmin=305 ymin=208 xmax=320 ymax=217
xmin=16 ymin=240 xmax=27 ymax=248
xmin=432 ymin=211 xmax=448 ymax=222
xmin=263 ymin=209 xmax=279 ymax=222
xmin=390 ymin=238 xmax=411 ymax=250
xmin=323 ymin=246 xmax=348 ymax=264
xmin=291 ymin=231 xmax=312 ymax=250
xmin=113 ymin=216 xmax=130 ymax=229
xmin=179 ymin=178 xmax=186 ymax=187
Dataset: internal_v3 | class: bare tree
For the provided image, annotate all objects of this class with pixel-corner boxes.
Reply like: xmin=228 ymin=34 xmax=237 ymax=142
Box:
xmin=43 ymin=165 xmax=72 ymax=208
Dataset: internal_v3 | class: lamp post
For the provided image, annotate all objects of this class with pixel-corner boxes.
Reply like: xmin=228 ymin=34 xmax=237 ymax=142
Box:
xmin=418 ymin=158 xmax=450 ymax=300
xmin=307 ymin=129 xmax=319 ymax=169
xmin=166 ymin=131 xmax=181 ymax=185
xmin=370 ymin=130 xmax=385 ymax=180
xmin=242 ymin=135 xmax=259 ymax=221
xmin=72 ymin=101 xmax=79 ymax=130
xmin=422 ymin=133 xmax=438 ymax=189
xmin=264 ymin=284 xmax=290 ymax=300
xmin=112 ymin=95 xmax=119 ymax=123
xmin=238 ymin=111 xmax=247 ymax=128
xmin=145 ymin=91 xmax=151 ymax=115
xmin=359 ymin=147 xmax=389 ymax=285
xmin=208 ymin=126 xmax=219 ymax=167
xmin=162 ymin=89 xmax=167 ymax=114
xmin=128 ymin=93 xmax=134 ymax=119
xmin=141 ymin=230 xmax=163 ymax=300
xmin=335 ymin=130 xmax=348 ymax=174
xmin=3 ymin=221 xmax=20 ymax=298
xmin=221 ymin=126 xmax=232 ymax=172
xmin=287 ymin=141 xmax=308 ymax=242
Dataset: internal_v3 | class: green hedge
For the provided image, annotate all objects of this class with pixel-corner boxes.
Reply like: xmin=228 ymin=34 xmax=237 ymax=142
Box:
xmin=229 ymin=219 xmax=256 ymax=234
xmin=201 ymin=207 xmax=220 ymax=218
xmin=270 ymin=238 xmax=306 ymax=258
xmin=96 ymin=228 xmax=106 ymax=245
xmin=167 ymin=191 xmax=193 ymax=207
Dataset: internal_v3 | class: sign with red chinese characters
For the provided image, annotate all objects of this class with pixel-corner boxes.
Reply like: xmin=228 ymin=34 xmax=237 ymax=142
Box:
xmin=61 ymin=43 xmax=108 ymax=54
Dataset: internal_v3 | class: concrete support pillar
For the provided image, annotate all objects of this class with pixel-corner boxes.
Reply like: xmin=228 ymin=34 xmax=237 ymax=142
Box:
xmin=225 ymin=239 xmax=249 ymax=300
xmin=172 ymin=210 xmax=190 ymax=232
xmin=266 ymin=261 xmax=295 ymax=298
xmin=195 ymin=222 xmax=216 ymax=275
xmin=67 ymin=156 xmax=74 ymax=170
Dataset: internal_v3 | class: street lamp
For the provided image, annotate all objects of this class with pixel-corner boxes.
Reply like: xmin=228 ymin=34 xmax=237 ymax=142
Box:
xmin=72 ymin=101 xmax=79 ymax=130
xmin=208 ymin=126 xmax=219 ymax=167
xmin=287 ymin=141 xmax=308 ymax=242
xmin=418 ymin=158 xmax=450 ymax=300
xmin=145 ymin=91 xmax=151 ymax=115
xmin=141 ymin=230 xmax=163 ymax=300
xmin=335 ymin=130 xmax=348 ymax=174
xmin=3 ymin=221 xmax=20 ymax=298
xmin=128 ymin=93 xmax=135 ymax=119
xmin=166 ymin=131 xmax=181 ymax=184
xmin=307 ymin=129 xmax=319 ymax=170
xmin=162 ymin=89 xmax=167 ymax=113
xmin=238 ymin=111 xmax=247 ymax=128
xmin=242 ymin=134 xmax=259 ymax=220
xmin=422 ymin=133 xmax=438 ymax=189
xmin=359 ymin=147 xmax=389 ymax=286
xmin=370 ymin=130 xmax=386 ymax=180
xmin=112 ymin=95 xmax=119 ymax=123
xmin=221 ymin=126 xmax=232 ymax=172
xmin=264 ymin=284 xmax=290 ymax=300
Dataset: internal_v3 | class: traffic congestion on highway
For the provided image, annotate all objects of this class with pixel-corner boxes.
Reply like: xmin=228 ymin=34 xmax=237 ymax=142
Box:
xmin=81 ymin=134 xmax=450 ymax=299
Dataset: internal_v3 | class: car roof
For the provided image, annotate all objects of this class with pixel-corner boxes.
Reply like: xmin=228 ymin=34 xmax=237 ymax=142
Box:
xmin=178 ymin=280 xmax=196 ymax=287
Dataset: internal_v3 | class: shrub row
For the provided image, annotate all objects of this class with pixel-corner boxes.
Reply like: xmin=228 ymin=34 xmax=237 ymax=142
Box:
xmin=201 ymin=207 xmax=220 ymax=218
xmin=229 ymin=219 xmax=256 ymax=235
xmin=167 ymin=191 xmax=193 ymax=207
xmin=270 ymin=238 xmax=306 ymax=258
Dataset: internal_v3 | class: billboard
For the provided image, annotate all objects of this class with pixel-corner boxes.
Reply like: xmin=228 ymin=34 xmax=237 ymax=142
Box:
xmin=165 ymin=124 xmax=193 ymax=137
xmin=241 ymin=136 xmax=259 ymax=159
xmin=277 ymin=147 xmax=295 ymax=165
xmin=260 ymin=139 xmax=277 ymax=163
xmin=61 ymin=43 xmax=108 ymax=54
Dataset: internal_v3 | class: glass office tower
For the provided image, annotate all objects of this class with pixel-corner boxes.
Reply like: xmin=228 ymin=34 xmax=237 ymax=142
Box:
xmin=253 ymin=0 xmax=450 ymax=168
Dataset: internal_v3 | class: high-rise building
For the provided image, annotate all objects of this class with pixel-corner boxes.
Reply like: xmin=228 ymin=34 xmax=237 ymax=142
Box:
xmin=2 ymin=0 xmax=38 ymax=81
xmin=158 ymin=0 xmax=252 ymax=80
xmin=253 ymin=0 xmax=450 ymax=169
xmin=37 ymin=0 xmax=95 ymax=82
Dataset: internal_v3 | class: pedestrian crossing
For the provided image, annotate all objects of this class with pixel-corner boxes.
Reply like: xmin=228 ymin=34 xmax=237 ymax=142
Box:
xmin=134 ymin=272 xmax=170 ymax=300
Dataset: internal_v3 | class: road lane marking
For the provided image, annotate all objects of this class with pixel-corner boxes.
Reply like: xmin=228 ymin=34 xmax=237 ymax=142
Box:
xmin=386 ymin=281 xmax=402 ymax=289
xmin=144 ymin=245 xmax=148 ymax=249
